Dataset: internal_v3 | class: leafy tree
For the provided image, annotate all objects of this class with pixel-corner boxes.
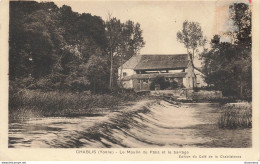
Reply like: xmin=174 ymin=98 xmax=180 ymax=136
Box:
xmin=105 ymin=15 xmax=145 ymax=90
xmin=85 ymin=50 xmax=110 ymax=93
xmin=9 ymin=1 xmax=144 ymax=93
xmin=117 ymin=21 xmax=145 ymax=81
xmin=226 ymin=3 xmax=251 ymax=49
xmin=201 ymin=3 xmax=251 ymax=98
xmin=227 ymin=3 xmax=252 ymax=98
xmin=9 ymin=1 xmax=51 ymax=79
xmin=201 ymin=36 xmax=237 ymax=95
xmin=10 ymin=4 xmax=64 ymax=79
xmin=177 ymin=20 xmax=206 ymax=63
xmin=23 ymin=9 xmax=64 ymax=78
xmin=105 ymin=17 xmax=123 ymax=90
xmin=58 ymin=5 xmax=79 ymax=44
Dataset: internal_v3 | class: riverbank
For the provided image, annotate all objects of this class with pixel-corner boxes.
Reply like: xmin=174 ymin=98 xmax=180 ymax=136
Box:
xmin=9 ymin=89 xmax=142 ymax=122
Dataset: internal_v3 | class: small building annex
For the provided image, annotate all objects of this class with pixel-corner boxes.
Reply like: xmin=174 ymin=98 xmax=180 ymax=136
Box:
xmin=118 ymin=54 xmax=207 ymax=92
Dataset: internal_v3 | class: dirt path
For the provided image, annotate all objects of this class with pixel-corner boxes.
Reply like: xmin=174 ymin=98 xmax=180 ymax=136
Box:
xmin=9 ymin=99 xmax=251 ymax=148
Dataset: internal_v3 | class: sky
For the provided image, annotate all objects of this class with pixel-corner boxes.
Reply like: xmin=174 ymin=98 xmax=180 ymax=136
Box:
xmin=55 ymin=0 xmax=249 ymax=66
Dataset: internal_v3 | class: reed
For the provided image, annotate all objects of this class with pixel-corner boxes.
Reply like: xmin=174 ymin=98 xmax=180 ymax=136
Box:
xmin=218 ymin=103 xmax=252 ymax=129
xmin=9 ymin=89 xmax=138 ymax=121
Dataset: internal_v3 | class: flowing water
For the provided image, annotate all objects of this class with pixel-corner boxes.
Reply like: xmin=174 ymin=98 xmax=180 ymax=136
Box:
xmin=9 ymin=99 xmax=251 ymax=148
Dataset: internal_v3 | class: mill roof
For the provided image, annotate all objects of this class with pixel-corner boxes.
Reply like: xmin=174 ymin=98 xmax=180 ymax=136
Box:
xmin=133 ymin=54 xmax=189 ymax=70
xmin=119 ymin=55 xmax=142 ymax=69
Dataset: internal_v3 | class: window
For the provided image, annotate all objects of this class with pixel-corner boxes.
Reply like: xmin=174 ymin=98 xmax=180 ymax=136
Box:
xmin=123 ymin=72 xmax=127 ymax=77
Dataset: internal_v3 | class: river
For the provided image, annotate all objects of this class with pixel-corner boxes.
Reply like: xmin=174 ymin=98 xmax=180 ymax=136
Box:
xmin=9 ymin=99 xmax=251 ymax=148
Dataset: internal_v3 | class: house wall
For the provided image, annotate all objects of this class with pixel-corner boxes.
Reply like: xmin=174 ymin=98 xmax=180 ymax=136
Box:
xmin=194 ymin=69 xmax=207 ymax=88
xmin=183 ymin=62 xmax=196 ymax=89
xmin=118 ymin=68 xmax=136 ymax=79
xmin=133 ymin=79 xmax=150 ymax=91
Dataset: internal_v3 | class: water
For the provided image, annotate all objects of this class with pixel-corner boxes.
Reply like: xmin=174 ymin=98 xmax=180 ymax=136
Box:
xmin=9 ymin=100 xmax=251 ymax=148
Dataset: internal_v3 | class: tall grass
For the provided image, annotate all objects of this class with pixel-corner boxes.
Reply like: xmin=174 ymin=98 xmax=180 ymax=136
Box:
xmin=218 ymin=103 xmax=252 ymax=129
xmin=9 ymin=89 xmax=138 ymax=122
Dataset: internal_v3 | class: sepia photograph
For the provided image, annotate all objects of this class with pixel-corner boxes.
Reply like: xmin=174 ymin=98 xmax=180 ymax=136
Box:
xmin=6 ymin=0 xmax=254 ymax=150
xmin=1 ymin=0 xmax=260 ymax=161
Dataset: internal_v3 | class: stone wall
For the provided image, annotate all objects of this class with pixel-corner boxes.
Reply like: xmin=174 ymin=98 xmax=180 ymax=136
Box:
xmin=187 ymin=90 xmax=223 ymax=100
xmin=133 ymin=79 xmax=151 ymax=91
xmin=150 ymin=89 xmax=186 ymax=99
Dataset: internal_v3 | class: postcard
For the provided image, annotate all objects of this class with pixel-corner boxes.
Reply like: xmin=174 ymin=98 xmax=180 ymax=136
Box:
xmin=0 ymin=0 xmax=259 ymax=161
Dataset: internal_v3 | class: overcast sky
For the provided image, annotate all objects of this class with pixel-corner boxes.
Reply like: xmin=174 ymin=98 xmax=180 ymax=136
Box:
xmin=55 ymin=0 xmax=249 ymax=65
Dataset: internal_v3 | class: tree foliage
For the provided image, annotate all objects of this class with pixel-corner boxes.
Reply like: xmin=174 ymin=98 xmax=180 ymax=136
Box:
xmin=9 ymin=2 xmax=114 ymax=93
xmin=9 ymin=1 xmax=145 ymax=93
xmin=177 ymin=20 xmax=206 ymax=62
xmin=200 ymin=3 xmax=251 ymax=98
xmin=105 ymin=16 xmax=145 ymax=90
xmin=84 ymin=50 xmax=110 ymax=93
xmin=227 ymin=3 xmax=251 ymax=49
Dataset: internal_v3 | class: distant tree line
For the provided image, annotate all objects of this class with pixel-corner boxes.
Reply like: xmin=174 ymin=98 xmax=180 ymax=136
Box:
xmin=200 ymin=3 xmax=251 ymax=98
xmin=9 ymin=1 xmax=145 ymax=93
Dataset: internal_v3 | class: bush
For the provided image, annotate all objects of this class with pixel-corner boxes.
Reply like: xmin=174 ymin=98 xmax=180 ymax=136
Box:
xmin=218 ymin=103 xmax=252 ymax=129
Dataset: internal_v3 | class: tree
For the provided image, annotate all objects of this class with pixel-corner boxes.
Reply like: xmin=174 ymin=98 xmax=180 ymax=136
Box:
xmin=226 ymin=3 xmax=251 ymax=98
xmin=200 ymin=35 xmax=238 ymax=95
xmin=226 ymin=3 xmax=251 ymax=49
xmin=228 ymin=3 xmax=251 ymax=98
xmin=9 ymin=1 xmax=62 ymax=79
xmin=105 ymin=16 xmax=122 ymax=90
xmin=201 ymin=3 xmax=251 ymax=98
xmin=177 ymin=20 xmax=206 ymax=63
xmin=117 ymin=20 xmax=145 ymax=84
xmin=9 ymin=1 xmax=143 ymax=93
xmin=9 ymin=1 xmax=110 ymax=92
xmin=105 ymin=15 xmax=145 ymax=90
xmin=85 ymin=50 xmax=109 ymax=93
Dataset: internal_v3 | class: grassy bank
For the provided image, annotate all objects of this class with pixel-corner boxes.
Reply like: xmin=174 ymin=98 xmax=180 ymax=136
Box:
xmin=9 ymin=89 xmax=139 ymax=122
xmin=218 ymin=102 xmax=252 ymax=129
